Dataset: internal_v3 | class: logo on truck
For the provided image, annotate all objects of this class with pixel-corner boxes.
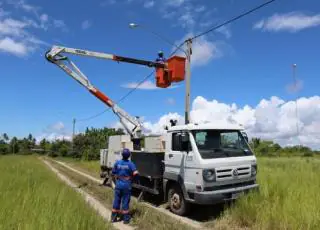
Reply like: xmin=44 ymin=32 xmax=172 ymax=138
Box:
xmin=232 ymin=169 xmax=239 ymax=177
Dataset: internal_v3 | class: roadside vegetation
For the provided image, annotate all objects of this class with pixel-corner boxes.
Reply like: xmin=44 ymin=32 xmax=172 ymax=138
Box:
xmin=56 ymin=157 xmax=320 ymax=230
xmin=49 ymin=160 xmax=193 ymax=230
xmin=209 ymin=157 xmax=320 ymax=230
xmin=0 ymin=155 xmax=111 ymax=230
xmin=1 ymin=129 xmax=319 ymax=159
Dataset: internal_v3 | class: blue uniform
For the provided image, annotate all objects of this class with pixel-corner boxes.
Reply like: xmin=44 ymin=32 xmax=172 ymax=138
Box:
xmin=156 ymin=57 xmax=166 ymax=64
xmin=111 ymin=159 xmax=138 ymax=222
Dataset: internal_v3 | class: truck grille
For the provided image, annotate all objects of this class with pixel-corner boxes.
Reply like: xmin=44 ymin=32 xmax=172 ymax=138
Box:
xmin=215 ymin=165 xmax=251 ymax=181
xmin=203 ymin=180 xmax=255 ymax=191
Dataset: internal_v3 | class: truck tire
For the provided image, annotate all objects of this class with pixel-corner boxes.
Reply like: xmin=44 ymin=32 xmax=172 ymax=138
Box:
xmin=168 ymin=184 xmax=189 ymax=216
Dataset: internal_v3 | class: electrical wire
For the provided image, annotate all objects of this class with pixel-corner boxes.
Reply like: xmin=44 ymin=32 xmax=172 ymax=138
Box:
xmin=191 ymin=0 xmax=276 ymax=40
xmin=76 ymin=44 xmax=185 ymax=123
xmin=75 ymin=0 xmax=276 ymax=123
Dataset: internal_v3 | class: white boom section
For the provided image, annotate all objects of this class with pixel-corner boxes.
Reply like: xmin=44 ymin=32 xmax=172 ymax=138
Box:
xmin=45 ymin=46 xmax=143 ymax=139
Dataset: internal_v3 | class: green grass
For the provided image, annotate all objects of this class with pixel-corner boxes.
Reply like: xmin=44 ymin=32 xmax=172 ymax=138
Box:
xmin=208 ymin=157 xmax=320 ymax=230
xmin=50 ymin=160 xmax=193 ymax=230
xmin=55 ymin=157 xmax=100 ymax=176
xmin=55 ymin=157 xmax=320 ymax=229
xmin=0 ymin=155 xmax=112 ymax=230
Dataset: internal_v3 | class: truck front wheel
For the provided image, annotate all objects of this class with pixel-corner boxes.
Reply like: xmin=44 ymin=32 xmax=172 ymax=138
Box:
xmin=168 ymin=185 xmax=189 ymax=216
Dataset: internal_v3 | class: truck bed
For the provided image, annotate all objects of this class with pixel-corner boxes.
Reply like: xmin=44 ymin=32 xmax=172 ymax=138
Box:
xmin=131 ymin=151 xmax=165 ymax=178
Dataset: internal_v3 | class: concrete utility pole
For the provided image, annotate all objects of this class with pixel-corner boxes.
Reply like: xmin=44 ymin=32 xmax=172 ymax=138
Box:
xmin=185 ymin=39 xmax=192 ymax=125
xmin=72 ymin=118 xmax=76 ymax=152
xmin=292 ymin=64 xmax=301 ymax=147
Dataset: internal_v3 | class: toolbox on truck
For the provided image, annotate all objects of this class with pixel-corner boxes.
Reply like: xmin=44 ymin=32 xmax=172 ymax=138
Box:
xmin=131 ymin=151 xmax=165 ymax=178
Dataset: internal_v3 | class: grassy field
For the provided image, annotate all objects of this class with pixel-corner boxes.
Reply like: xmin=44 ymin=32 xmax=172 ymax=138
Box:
xmin=0 ymin=155 xmax=111 ymax=230
xmin=50 ymin=160 xmax=193 ymax=230
xmin=210 ymin=157 xmax=320 ymax=230
xmin=57 ymin=157 xmax=320 ymax=230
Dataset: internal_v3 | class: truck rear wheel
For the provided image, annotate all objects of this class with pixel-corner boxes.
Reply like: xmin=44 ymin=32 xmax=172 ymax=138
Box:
xmin=168 ymin=185 xmax=189 ymax=216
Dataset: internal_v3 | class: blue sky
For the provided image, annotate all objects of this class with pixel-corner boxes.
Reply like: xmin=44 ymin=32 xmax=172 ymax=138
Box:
xmin=1 ymin=0 xmax=320 ymax=148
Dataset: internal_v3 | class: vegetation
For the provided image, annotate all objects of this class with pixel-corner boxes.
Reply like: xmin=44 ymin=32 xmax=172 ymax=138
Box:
xmin=58 ymin=157 xmax=320 ymax=230
xmin=0 ymin=155 xmax=111 ymax=230
xmin=249 ymin=137 xmax=319 ymax=157
xmin=50 ymin=160 xmax=193 ymax=230
xmin=208 ymin=157 xmax=320 ymax=230
xmin=1 ymin=130 xmax=319 ymax=160
xmin=0 ymin=127 xmax=124 ymax=159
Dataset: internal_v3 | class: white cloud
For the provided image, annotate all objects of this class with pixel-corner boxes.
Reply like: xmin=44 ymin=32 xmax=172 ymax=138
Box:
xmin=36 ymin=133 xmax=71 ymax=143
xmin=0 ymin=4 xmax=10 ymax=17
xmin=9 ymin=0 xmax=38 ymax=15
xmin=81 ymin=20 xmax=92 ymax=30
xmin=0 ymin=37 xmax=27 ymax=56
xmin=53 ymin=19 xmax=67 ymax=31
xmin=216 ymin=26 xmax=232 ymax=39
xmin=40 ymin=13 xmax=48 ymax=23
xmin=254 ymin=12 xmax=320 ymax=32
xmin=0 ymin=17 xmax=48 ymax=56
xmin=0 ymin=18 xmax=28 ymax=36
xmin=175 ymin=33 xmax=223 ymax=67
xmin=195 ymin=5 xmax=206 ymax=13
xmin=179 ymin=11 xmax=195 ymax=28
xmin=165 ymin=0 xmax=185 ymax=7
xmin=144 ymin=0 xmax=154 ymax=8
xmin=166 ymin=98 xmax=176 ymax=105
xmin=121 ymin=80 xmax=158 ymax=90
xmin=37 ymin=121 xmax=71 ymax=143
xmin=141 ymin=96 xmax=320 ymax=149
xmin=0 ymin=2 xmax=66 ymax=57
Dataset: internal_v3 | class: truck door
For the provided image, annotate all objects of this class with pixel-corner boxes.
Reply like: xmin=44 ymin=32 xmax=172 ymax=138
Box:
xmin=165 ymin=132 xmax=185 ymax=176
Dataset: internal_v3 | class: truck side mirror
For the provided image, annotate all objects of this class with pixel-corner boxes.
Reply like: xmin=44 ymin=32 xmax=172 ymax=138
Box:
xmin=242 ymin=132 xmax=249 ymax=143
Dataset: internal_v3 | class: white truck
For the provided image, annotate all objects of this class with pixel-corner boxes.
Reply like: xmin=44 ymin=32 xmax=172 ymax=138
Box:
xmin=45 ymin=45 xmax=259 ymax=216
xmin=100 ymin=123 xmax=258 ymax=216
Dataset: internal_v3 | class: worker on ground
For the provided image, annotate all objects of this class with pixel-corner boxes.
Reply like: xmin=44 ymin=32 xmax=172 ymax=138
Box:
xmin=111 ymin=148 xmax=139 ymax=224
xmin=156 ymin=51 xmax=166 ymax=64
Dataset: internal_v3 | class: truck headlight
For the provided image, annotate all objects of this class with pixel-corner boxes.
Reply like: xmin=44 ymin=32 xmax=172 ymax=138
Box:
xmin=203 ymin=169 xmax=216 ymax=182
xmin=251 ymin=164 xmax=257 ymax=176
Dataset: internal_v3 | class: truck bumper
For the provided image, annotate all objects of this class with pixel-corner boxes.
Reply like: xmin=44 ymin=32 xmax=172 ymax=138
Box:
xmin=192 ymin=184 xmax=259 ymax=205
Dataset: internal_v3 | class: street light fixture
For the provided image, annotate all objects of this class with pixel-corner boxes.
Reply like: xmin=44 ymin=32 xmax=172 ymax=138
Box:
xmin=128 ymin=22 xmax=187 ymax=56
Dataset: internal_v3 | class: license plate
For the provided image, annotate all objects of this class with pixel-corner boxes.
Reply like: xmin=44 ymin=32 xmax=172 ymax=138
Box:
xmin=231 ymin=192 xmax=242 ymax=199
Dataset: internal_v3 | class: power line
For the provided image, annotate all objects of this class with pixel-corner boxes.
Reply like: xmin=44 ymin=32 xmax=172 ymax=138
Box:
xmin=191 ymin=0 xmax=276 ymax=40
xmin=76 ymin=43 xmax=185 ymax=123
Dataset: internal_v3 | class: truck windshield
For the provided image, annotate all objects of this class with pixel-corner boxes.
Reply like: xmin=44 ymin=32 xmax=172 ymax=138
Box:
xmin=191 ymin=130 xmax=253 ymax=159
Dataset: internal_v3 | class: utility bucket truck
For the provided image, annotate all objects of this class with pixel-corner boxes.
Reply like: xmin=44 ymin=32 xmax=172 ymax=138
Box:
xmin=45 ymin=45 xmax=259 ymax=216
xmin=100 ymin=123 xmax=259 ymax=216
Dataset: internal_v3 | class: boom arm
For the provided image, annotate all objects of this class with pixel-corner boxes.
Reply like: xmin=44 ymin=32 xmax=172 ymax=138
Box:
xmin=45 ymin=46 xmax=161 ymax=139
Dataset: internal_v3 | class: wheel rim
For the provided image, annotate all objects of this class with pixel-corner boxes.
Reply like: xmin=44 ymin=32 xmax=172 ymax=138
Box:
xmin=171 ymin=193 xmax=181 ymax=210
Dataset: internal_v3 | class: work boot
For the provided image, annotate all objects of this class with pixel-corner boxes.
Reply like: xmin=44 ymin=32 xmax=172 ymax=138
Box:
xmin=123 ymin=214 xmax=130 ymax=224
xmin=110 ymin=212 xmax=118 ymax=223
xmin=123 ymin=219 xmax=130 ymax=225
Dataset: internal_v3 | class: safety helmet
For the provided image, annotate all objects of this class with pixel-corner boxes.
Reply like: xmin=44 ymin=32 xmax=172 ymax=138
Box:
xmin=158 ymin=51 xmax=164 ymax=57
xmin=122 ymin=148 xmax=131 ymax=159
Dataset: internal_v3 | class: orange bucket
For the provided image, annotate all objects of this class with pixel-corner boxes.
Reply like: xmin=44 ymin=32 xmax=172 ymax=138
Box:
xmin=156 ymin=68 xmax=171 ymax=88
xmin=167 ymin=56 xmax=186 ymax=82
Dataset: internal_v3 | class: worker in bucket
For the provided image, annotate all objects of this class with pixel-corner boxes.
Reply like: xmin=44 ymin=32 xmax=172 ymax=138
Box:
xmin=156 ymin=51 xmax=166 ymax=64
xmin=111 ymin=148 xmax=139 ymax=224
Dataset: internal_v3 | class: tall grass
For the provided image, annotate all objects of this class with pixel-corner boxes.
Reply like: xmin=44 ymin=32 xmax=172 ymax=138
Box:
xmin=0 ymin=155 xmax=111 ymax=230
xmin=210 ymin=158 xmax=320 ymax=230
xmin=56 ymin=157 xmax=320 ymax=229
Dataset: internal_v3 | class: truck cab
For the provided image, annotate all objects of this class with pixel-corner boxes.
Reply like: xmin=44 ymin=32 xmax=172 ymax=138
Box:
xmin=163 ymin=123 xmax=258 ymax=215
xmin=100 ymin=123 xmax=259 ymax=216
